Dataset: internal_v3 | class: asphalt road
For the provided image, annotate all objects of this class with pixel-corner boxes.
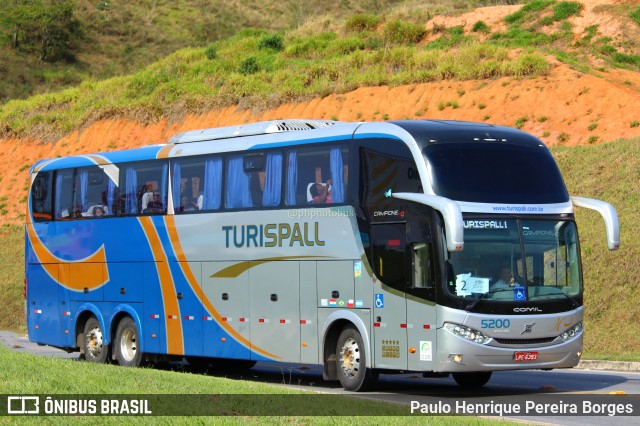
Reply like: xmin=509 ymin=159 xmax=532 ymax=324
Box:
xmin=2 ymin=330 xmax=639 ymax=424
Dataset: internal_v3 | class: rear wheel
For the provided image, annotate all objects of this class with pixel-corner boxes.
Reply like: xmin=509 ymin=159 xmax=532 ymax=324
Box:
xmin=452 ymin=371 xmax=492 ymax=388
xmin=336 ymin=325 xmax=378 ymax=391
xmin=83 ymin=316 xmax=109 ymax=363
xmin=114 ymin=317 xmax=143 ymax=367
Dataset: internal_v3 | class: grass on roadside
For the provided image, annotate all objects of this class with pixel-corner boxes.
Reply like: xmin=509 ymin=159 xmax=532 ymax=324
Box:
xmin=0 ymin=345 xmax=511 ymax=424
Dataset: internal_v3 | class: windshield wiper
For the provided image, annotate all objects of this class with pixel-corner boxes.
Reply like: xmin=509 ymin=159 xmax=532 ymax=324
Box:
xmin=465 ymin=287 xmax=514 ymax=312
xmin=534 ymin=288 xmax=579 ymax=309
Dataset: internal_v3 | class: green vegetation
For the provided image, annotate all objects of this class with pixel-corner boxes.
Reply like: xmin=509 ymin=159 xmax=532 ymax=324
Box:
xmin=1 ymin=0 xmax=639 ymax=141
xmin=553 ymin=138 xmax=640 ymax=358
xmin=382 ymin=20 xmax=426 ymax=44
xmin=0 ymin=31 xmax=550 ymax=141
xmin=631 ymin=7 xmax=640 ymax=26
xmin=0 ymin=0 xmax=526 ymax=104
xmin=345 ymin=14 xmax=381 ymax=33
xmin=493 ymin=0 xmax=640 ymax=73
xmin=0 ymin=345 xmax=515 ymax=424
xmin=472 ymin=20 xmax=490 ymax=34
xmin=0 ymin=225 xmax=23 ymax=332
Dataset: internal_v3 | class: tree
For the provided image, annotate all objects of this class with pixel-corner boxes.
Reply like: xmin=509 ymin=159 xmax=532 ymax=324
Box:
xmin=0 ymin=0 xmax=82 ymax=62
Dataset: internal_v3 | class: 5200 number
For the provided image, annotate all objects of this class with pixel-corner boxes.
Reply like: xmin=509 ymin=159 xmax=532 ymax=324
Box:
xmin=481 ymin=319 xmax=510 ymax=329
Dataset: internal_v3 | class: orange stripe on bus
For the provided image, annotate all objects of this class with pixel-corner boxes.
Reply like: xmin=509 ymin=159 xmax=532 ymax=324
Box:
xmin=164 ymin=216 xmax=281 ymax=360
xmin=156 ymin=145 xmax=173 ymax=159
xmin=138 ymin=217 xmax=184 ymax=355
xmin=26 ymin=222 xmax=109 ymax=291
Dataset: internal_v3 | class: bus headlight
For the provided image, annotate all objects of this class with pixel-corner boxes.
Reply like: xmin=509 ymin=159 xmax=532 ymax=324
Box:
xmin=561 ymin=322 xmax=583 ymax=341
xmin=443 ymin=323 xmax=492 ymax=344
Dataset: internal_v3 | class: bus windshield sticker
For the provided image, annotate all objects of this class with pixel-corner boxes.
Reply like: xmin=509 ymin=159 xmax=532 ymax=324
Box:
xmin=456 ymin=274 xmax=489 ymax=296
xmin=513 ymin=285 xmax=527 ymax=302
xmin=419 ymin=341 xmax=433 ymax=361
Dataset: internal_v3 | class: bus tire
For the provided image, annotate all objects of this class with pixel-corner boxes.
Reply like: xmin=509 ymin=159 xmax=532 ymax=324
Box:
xmin=452 ymin=371 xmax=492 ymax=388
xmin=336 ymin=325 xmax=378 ymax=391
xmin=83 ymin=316 xmax=109 ymax=363
xmin=114 ymin=317 xmax=143 ymax=367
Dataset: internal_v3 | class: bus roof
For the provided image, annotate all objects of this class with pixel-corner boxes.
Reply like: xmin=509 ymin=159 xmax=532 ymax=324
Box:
xmin=31 ymin=119 xmax=546 ymax=173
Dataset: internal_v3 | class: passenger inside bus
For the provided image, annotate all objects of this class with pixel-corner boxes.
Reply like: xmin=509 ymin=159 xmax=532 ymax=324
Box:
xmin=145 ymin=191 xmax=164 ymax=214
xmin=179 ymin=195 xmax=197 ymax=212
xmin=308 ymin=179 xmax=332 ymax=204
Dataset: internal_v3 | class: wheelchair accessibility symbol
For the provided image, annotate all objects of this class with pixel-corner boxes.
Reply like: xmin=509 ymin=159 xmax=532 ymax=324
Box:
xmin=375 ymin=294 xmax=384 ymax=308
xmin=513 ymin=285 xmax=526 ymax=301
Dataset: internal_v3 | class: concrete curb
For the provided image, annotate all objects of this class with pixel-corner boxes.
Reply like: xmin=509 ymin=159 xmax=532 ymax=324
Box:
xmin=576 ymin=360 xmax=640 ymax=372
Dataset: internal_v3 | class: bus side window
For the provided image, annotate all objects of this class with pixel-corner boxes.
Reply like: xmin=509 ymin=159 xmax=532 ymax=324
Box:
xmin=227 ymin=152 xmax=282 ymax=209
xmin=285 ymin=145 xmax=348 ymax=206
xmin=172 ymin=156 xmax=222 ymax=213
xmin=31 ymin=171 xmax=53 ymax=222
xmin=120 ymin=161 xmax=168 ymax=215
xmin=411 ymin=243 xmax=434 ymax=289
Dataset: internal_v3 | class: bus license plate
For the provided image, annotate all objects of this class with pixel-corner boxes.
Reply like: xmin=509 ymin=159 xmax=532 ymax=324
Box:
xmin=514 ymin=351 xmax=538 ymax=361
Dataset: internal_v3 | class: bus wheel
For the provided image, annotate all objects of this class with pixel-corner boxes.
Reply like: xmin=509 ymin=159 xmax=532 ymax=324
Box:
xmin=114 ymin=317 xmax=142 ymax=367
xmin=452 ymin=372 xmax=492 ymax=388
xmin=83 ymin=316 xmax=109 ymax=363
xmin=336 ymin=325 xmax=378 ymax=391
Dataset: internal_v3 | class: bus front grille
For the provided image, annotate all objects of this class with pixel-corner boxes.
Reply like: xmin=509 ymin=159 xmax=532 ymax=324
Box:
xmin=493 ymin=337 xmax=557 ymax=345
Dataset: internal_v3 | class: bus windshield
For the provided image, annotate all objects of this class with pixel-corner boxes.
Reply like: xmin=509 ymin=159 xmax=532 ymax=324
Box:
xmin=445 ymin=219 xmax=582 ymax=302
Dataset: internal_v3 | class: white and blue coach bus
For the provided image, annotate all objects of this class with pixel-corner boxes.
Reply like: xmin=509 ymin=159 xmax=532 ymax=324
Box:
xmin=26 ymin=119 xmax=619 ymax=391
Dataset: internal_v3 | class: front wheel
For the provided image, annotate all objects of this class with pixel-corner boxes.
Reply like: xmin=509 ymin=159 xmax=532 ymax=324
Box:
xmin=114 ymin=317 xmax=143 ymax=367
xmin=336 ymin=325 xmax=378 ymax=391
xmin=452 ymin=371 xmax=492 ymax=388
xmin=83 ymin=316 xmax=109 ymax=363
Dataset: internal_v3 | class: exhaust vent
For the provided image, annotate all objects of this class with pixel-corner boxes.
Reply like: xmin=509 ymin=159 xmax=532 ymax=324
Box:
xmin=169 ymin=119 xmax=341 ymax=144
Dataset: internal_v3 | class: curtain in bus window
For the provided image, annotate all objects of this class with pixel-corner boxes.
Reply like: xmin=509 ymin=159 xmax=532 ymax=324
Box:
xmin=125 ymin=166 xmax=138 ymax=214
xmin=171 ymin=162 xmax=181 ymax=210
xmin=262 ymin=152 xmax=282 ymax=207
xmin=203 ymin=157 xmax=222 ymax=210
xmin=286 ymin=151 xmax=297 ymax=205
xmin=55 ymin=173 xmax=63 ymax=218
xmin=161 ymin=163 xmax=168 ymax=209
xmin=79 ymin=169 xmax=88 ymax=211
xmin=226 ymin=156 xmax=252 ymax=208
xmin=107 ymin=178 xmax=115 ymax=215
xmin=330 ymin=146 xmax=344 ymax=203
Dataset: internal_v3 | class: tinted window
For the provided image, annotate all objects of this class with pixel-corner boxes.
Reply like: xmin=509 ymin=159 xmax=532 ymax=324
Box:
xmin=172 ymin=156 xmax=222 ymax=213
xmin=285 ymin=145 xmax=349 ymax=206
xmin=226 ymin=152 xmax=282 ymax=208
xmin=31 ymin=171 xmax=53 ymax=222
xmin=372 ymin=224 xmax=406 ymax=289
xmin=53 ymin=165 xmax=119 ymax=219
xmin=118 ymin=161 xmax=168 ymax=215
xmin=424 ymin=143 xmax=569 ymax=204
xmin=359 ymin=139 xmax=421 ymax=206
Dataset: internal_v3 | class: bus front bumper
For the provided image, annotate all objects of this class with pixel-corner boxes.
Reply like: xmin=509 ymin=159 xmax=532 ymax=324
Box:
xmin=433 ymin=329 xmax=583 ymax=373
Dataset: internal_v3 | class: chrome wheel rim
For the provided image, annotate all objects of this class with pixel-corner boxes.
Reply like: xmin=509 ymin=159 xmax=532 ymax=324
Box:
xmin=119 ymin=327 xmax=137 ymax=362
xmin=339 ymin=337 xmax=360 ymax=378
xmin=86 ymin=326 xmax=104 ymax=358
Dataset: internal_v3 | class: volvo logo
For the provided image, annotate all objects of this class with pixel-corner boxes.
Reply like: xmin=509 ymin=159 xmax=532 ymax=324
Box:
xmin=520 ymin=323 xmax=536 ymax=335
xmin=513 ymin=307 xmax=543 ymax=313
